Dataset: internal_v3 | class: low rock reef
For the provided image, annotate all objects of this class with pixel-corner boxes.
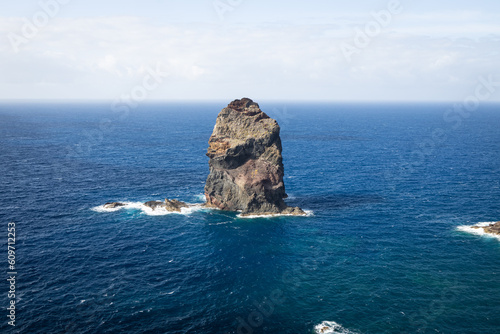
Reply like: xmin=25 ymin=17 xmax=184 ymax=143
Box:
xmin=471 ymin=221 xmax=500 ymax=236
xmin=144 ymin=199 xmax=189 ymax=212
xmin=204 ymin=98 xmax=305 ymax=216
xmin=103 ymin=202 xmax=125 ymax=209
xmin=104 ymin=199 xmax=189 ymax=213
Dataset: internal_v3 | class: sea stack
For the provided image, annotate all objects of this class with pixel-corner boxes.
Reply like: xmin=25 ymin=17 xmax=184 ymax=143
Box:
xmin=204 ymin=98 xmax=305 ymax=216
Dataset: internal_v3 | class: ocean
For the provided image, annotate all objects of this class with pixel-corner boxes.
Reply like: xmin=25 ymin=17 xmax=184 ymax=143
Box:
xmin=0 ymin=101 xmax=499 ymax=334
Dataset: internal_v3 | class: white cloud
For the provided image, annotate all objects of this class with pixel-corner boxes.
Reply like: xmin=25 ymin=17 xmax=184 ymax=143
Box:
xmin=0 ymin=13 xmax=499 ymax=101
xmin=97 ymin=55 xmax=118 ymax=74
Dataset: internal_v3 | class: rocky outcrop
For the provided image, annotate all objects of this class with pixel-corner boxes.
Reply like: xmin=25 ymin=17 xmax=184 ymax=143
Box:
xmin=472 ymin=222 xmax=500 ymax=236
xmin=104 ymin=202 xmax=125 ymax=209
xmin=164 ymin=199 xmax=189 ymax=212
xmin=144 ymin=201 xmax=164 ymax=210
xmin=484 ymin=222 xmax=500 ymax=235
xmin=144 ymin=198 xmax=188 ymax=212
xmin=204 ymin=98 xmax=305 ymax=216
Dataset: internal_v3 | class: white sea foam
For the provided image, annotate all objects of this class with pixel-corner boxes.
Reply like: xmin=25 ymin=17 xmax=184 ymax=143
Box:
xmin=314 ymin=321 xmax=357 ymax=334
xmin=209 ymin=221 xmax=232 ymax=226
xmin=456 ymin=222 xmax=500 ymax=241
xmin=92 ymin=202 xmax=207 ymax=216
xmin=92 ymin=202 xmax=144 ymax=213
xmin=237 ymin=209 xmax=314 ymax=219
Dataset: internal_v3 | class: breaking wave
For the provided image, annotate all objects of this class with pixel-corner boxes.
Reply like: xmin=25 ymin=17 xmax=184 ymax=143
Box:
xmin=92 ymin=202 xmax=206 ymax=216
xmin=237 ymin=209 xmax=314 ymax=219
xmin=456 ymin=222 xmax=500 ymax=240
xmin=314 ymin=321 xmax=358 ymax=334
xmin=93 ymin=200 xmax=312 ymax=218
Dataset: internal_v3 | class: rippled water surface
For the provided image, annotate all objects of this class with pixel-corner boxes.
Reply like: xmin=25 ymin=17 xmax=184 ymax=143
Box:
xmin=1 ymin=102 xmax=499 ymax=333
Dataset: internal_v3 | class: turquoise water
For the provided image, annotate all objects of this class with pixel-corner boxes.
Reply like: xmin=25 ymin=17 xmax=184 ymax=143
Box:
xmin=1 ymin=102 xmax=499 ymax=333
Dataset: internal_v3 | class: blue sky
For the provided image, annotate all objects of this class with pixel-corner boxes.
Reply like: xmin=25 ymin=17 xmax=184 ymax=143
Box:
xmin=1 ymin=0 xmax=499 ymax=101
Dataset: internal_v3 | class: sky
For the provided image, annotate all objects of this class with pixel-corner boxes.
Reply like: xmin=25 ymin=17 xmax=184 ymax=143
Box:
xmin=0 ymin=0 xmax=499 ymax=102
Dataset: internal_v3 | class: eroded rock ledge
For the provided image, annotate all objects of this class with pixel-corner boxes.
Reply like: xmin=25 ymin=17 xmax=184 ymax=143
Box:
xmin=144 ymin=199 xmax=189 ymax=212
xmin=472 ymin=221 xmax=500 ymax=236
xmin=204 ymin=98 xmax=305 ymax=216
xmin=103 ymin=199 xmax=189 ymax=213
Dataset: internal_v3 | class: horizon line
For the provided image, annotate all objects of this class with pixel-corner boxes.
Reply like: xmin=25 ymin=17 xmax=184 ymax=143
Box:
xmin=1 ymin=98 xmax=500 ymax=104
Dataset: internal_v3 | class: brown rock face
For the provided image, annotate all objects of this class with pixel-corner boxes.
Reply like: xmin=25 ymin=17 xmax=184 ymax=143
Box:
xmin=484 ymin=222 xmax=500 ymax=235
xmin=204 ymin=98 xmax=305 ymax=216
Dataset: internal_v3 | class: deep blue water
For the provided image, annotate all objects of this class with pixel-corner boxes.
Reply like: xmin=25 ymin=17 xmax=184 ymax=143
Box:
xmin=1 ymin=102 xmax=499 ymax=334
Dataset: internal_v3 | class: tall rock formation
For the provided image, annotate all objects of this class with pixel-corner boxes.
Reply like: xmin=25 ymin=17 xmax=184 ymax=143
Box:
xmin=204 ymin=98 xmax=305 ymax=216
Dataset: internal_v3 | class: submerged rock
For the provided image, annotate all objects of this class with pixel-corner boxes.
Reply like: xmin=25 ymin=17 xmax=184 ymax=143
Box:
xmin=204 ymin=98 xmax=305 ymax=216
xmin=469 ymin=221 xmax=500 ymax=237
xmin=144 ymin=199 xmax=188 ymax=212
xmin=314 ymin=321 xmax=349 ymax=334
xmin=103 ymin=202 xmax=125 ymax=209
